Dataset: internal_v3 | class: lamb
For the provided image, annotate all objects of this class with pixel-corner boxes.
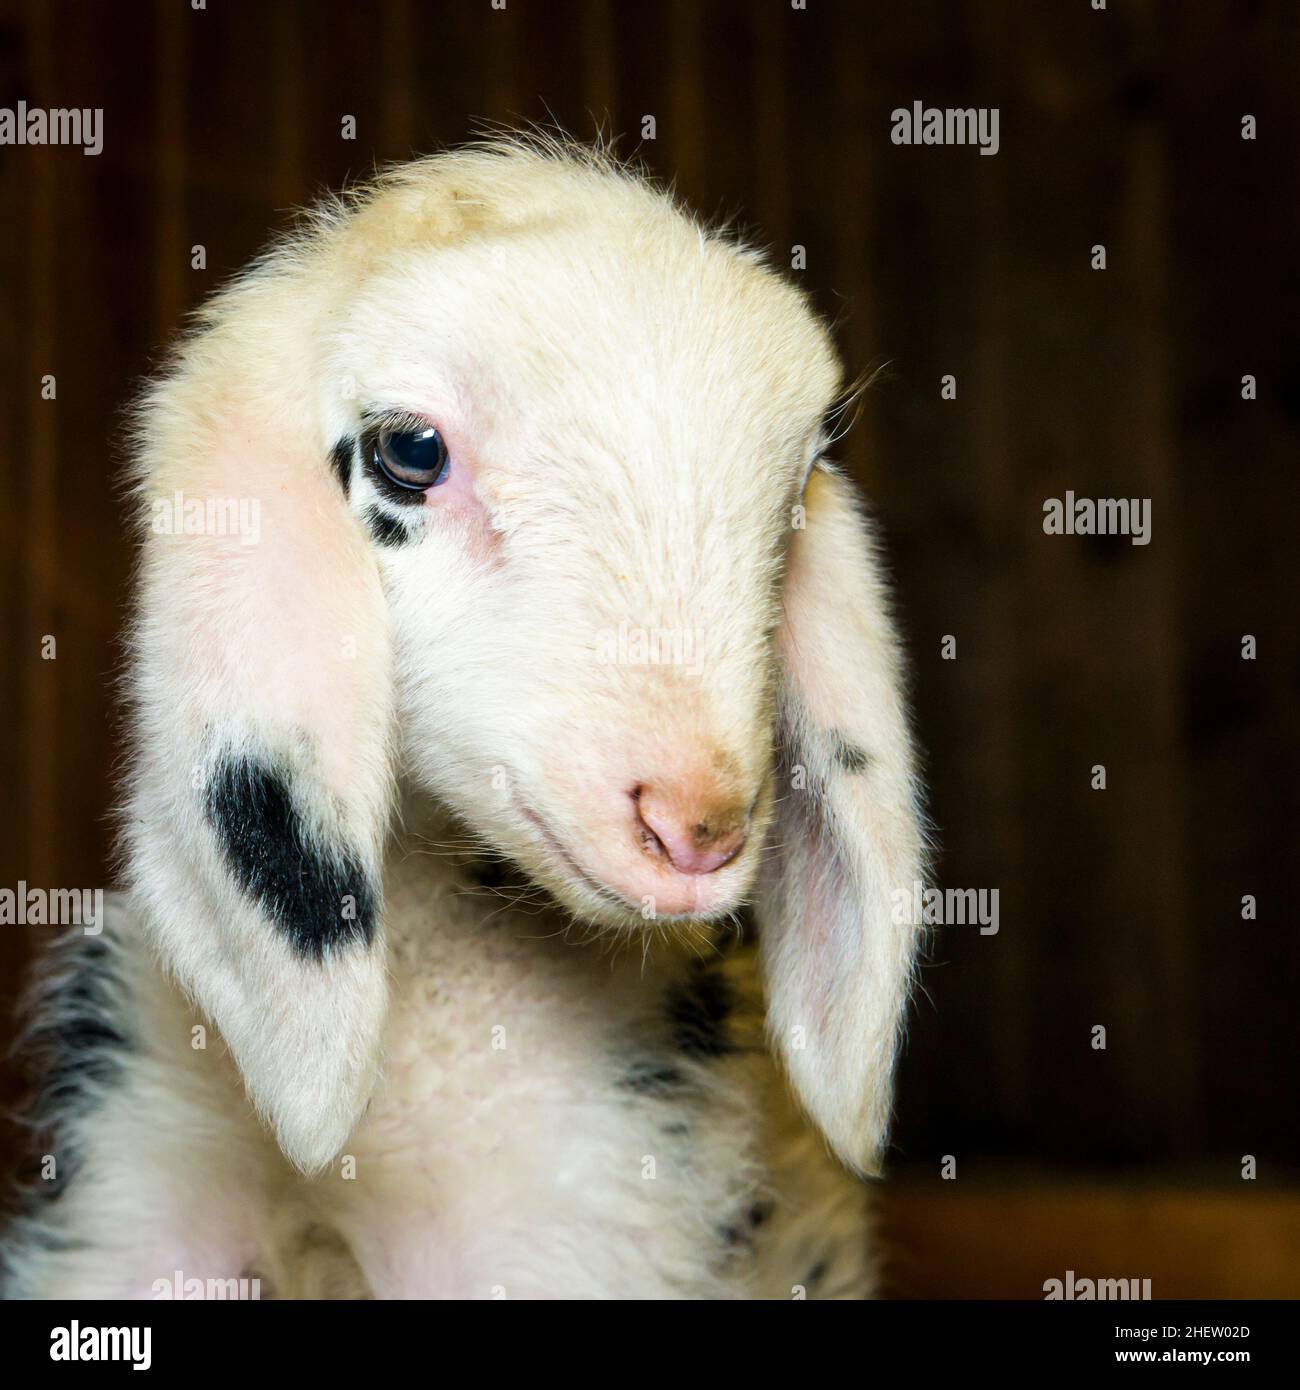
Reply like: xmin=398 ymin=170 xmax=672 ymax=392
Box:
xmin=3 ymin=137 xmax=924 ymax=1300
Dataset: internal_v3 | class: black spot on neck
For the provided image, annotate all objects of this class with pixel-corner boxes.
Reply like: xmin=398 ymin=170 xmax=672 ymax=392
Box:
xmin=719 ymin=1198 xmax=773 ymax=1253
xmin=620 ymin=1060 xmax=685 ymax=1095
xmin=329 ymin=437 xmax=356 ymax=497
xmin=16 ymin=933 xmax=132 ymax=1204
xmin=666 ymin=963 xmax=734 ymax=1059
xmin=204 ymin=753 xmax=377 ymax=960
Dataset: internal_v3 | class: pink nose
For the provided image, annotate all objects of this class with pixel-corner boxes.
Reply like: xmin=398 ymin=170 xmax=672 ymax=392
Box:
xmin=633 ymin=785 xmax=749 ymax=875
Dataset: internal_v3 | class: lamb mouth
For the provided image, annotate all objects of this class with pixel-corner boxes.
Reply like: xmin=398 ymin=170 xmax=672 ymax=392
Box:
xmin=514 ymin=799 xmax=640 ymax=912
xmin=513 ymin=798 xmax=729 ymax=923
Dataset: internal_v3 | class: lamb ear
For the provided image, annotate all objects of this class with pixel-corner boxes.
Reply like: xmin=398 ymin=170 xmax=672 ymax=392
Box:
xmin=756 ymin=466 xmax=924 ymax=1176
xmin=123 ymin=329 xmax=393 ymax=1174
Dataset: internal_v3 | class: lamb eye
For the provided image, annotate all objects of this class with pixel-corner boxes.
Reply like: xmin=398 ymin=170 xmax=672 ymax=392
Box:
xmin=375 ymin=426 xmax=449 ymax=489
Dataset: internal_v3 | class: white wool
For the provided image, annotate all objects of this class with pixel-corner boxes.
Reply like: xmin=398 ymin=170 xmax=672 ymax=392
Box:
xmin=5 ymin=138 xmax=923 ymax=1299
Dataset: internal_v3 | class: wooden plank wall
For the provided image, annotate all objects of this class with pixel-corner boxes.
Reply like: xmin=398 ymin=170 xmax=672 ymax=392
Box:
xmin=1 ymin=1 xmax=1296 ymax=1213
xmin=878 ymin=1182 xmax=1300 ymax=1299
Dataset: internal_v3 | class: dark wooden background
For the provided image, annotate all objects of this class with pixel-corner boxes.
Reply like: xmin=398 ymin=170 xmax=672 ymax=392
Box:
xmin=1 ymin=0 xmax=1297 ymax=1236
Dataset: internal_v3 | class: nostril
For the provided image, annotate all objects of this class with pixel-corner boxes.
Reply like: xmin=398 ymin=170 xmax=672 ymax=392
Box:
xmin=632 ymin=786 xmax=748 ymax=875
xmin=631 ymin=788 xmax=667 ymax=860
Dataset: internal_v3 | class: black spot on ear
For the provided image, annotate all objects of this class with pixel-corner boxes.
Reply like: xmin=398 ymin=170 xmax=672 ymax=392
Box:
xmin=829 ymin=731 xmax=870 ymax=774
xmin=364 ymin=506 xmax=411 ymax=547
xmin=804 ymin=1257 xmax=829 ymax=1289
xmin=666 ymin=963 xmax=733 ymax=1059
xmin=205 ymin=753 xmax=377 ymax=960
xmin=329 ymin=437 xmax=355 ymax=497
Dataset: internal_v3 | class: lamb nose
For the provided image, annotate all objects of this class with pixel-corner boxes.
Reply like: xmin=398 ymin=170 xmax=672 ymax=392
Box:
xmin=633 ymin=786 xmax=748 ymax=874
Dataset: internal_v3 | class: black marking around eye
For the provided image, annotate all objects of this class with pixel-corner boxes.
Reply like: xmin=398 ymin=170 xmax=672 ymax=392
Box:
xmin=829 ymin=731 xmax=871 ymax=774
xmin=666 ymin=964 xmax=734 ymax=1059
xmin=360 ymin=424 xmax=431 ymax=508
xmin=205 ymin=753 xmax=376 ymax=960
xmin=364 ymin=506 xmax=412 ymax=547
xmin=329 ymin=437 xmax=356 ymax=497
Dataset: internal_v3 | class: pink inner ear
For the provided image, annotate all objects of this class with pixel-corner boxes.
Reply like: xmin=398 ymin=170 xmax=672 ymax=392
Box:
xmin=788 ymin=766 xmax=866 ymax=1039
xmin=161 ymin=434 xmax=388 ymax=797
xmin=774 ymin=473 xmax=911 ymax=1043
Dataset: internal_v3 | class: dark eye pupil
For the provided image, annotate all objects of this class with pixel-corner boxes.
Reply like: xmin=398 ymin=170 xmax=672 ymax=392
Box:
xmin=376 ymin=427 xmax=449 ymax=489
